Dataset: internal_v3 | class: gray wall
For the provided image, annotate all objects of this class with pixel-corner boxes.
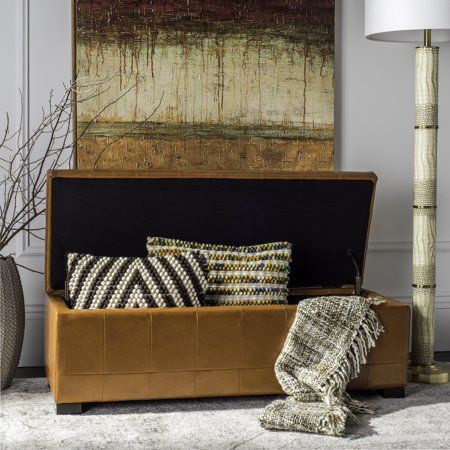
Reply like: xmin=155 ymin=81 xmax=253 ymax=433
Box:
xmin=0 ymin=0 xmax=448 ymax=366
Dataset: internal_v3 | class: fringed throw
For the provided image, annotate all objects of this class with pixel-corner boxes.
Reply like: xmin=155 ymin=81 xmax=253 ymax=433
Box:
xmin=259 ymin=296 xmax=384 ymax=436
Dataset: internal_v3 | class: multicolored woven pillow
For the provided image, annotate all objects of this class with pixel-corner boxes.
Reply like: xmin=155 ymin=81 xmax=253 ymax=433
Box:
xmin=66 ymin=252 xmax=209 ymax=309
xmin=146 ymin=237 xmax=292 ymax=306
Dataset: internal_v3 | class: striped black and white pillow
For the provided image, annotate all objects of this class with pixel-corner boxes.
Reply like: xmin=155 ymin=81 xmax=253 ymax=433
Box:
xmin=146 ymin=237 xmax=292 ymax=306
xmin=66 ymin=252 xmax=209 ymax=309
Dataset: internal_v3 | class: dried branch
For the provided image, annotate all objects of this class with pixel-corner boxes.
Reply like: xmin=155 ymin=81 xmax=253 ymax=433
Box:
xmin=0 ymin=77 xmax=162 ymax=261
xmin=93 ymin=91 xmax=164 ymax=168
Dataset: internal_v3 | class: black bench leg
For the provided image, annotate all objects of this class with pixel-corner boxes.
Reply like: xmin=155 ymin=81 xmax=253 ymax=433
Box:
xmin=56 ymin=403 xmax=83 ymax=415
xmin=378 ymin=387 xmax=406 ymax=398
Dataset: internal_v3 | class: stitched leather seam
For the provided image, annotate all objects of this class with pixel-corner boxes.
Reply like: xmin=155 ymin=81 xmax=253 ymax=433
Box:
xmin=59 ymin=361 xmax=407 ymax=376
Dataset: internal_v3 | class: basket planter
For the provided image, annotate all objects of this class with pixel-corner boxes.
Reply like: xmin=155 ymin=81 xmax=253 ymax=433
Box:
xmin=0 ymin=256 xmax=24 ymax=390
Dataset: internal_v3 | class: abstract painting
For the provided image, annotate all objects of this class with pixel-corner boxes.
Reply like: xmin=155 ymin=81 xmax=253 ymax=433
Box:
xmin=74 ymin=0 xmax=334 ymax=171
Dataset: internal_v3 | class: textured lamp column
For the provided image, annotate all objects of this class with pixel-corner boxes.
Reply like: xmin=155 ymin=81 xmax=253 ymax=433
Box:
xmin=365 ymin=0 xmax=450 ymax=383
xmin=413 ymin=40 xmax=438 ymax=368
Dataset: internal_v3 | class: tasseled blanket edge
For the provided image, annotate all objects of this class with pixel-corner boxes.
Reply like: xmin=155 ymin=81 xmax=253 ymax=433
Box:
xmin=259 ymin=298 xmax=385 ymax=437
xmin=321 ymin=303 xmax=385 ymax=413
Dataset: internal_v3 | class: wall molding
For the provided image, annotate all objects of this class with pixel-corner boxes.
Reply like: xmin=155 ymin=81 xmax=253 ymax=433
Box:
xmin=16 ymin=242 xmax=450 ymax=259
xmin=17 ymin=244 xmax=45 ymax=258
xmin=16 ymin=242 xmax=450 ymax=260
xmin=368 ymin=240 xmax=450 ymax=253
xmin=14 ymin=0 xmax=46 ymax=259
xmin=16 ymin=241 xmax=450 ymax=260
xmin=380 ymin=292 xmax=450 ymax=310
xmin=20 ymin=358 xmax=44 ymax=367
xmin=25 ymin=304 xmax=45 ymax=319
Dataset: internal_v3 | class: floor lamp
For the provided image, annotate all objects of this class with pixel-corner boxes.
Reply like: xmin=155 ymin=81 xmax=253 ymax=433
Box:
xmin=365 ymin=0 xmax=450 ymax=383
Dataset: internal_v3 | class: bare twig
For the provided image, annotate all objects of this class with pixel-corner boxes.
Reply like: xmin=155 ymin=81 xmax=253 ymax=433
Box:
xmin=93 ymin=91 xmax=164 ymax=167
xmin=14 ymin=262 xmax=44 ymax=275
xmin=0 ymin=77 xmax=163 ymax=272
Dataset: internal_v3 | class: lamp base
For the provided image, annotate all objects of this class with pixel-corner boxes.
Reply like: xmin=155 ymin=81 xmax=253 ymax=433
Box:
xmin=408 ymin=363 xmax=449 ymax=384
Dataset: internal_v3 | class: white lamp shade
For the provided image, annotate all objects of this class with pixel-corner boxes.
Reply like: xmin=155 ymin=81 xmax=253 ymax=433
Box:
xmin=365 ymin=0 xmax=450 ymax=43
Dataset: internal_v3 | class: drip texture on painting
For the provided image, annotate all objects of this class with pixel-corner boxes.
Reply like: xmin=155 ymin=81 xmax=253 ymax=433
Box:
xmin=74 ymin=0 xmax=335 ymax=171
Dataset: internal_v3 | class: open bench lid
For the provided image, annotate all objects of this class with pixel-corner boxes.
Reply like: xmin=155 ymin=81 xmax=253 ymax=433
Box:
xmin=45 ymin=170 xmax=377 ymax=295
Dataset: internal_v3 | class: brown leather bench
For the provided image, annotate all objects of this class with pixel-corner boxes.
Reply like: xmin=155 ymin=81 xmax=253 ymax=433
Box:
xmin=46 ymin=291 xmax=409 ymax=414
xmin=44 ymin=170 xmax=410 ymax=414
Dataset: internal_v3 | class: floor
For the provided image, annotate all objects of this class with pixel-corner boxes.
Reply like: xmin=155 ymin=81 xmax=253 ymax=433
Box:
xmin=1 ymin=371 xmax=449 ymax=449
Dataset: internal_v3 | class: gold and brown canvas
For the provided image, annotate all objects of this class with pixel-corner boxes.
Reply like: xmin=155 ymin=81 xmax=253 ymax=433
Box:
xmin=73 ymin=0 xmax=335 ymax=171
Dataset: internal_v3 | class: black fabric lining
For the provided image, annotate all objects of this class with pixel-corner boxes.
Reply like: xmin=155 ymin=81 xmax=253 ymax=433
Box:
xmin=50 ymin=177 xmax=375 ymax=292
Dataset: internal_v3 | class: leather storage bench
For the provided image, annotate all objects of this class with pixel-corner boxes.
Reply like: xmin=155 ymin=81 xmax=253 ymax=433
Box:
xmin=44 ymin=170 xmax=410 ymax=414
xmin=45 ymin=292 xmax=409 ymax=410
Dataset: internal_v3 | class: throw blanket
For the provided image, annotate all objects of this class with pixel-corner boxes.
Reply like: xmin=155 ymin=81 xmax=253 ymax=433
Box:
xmin=259 ymin=296 xmax=384 ymax=436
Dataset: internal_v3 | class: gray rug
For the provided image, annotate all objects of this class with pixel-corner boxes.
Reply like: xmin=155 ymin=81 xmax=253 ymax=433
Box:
xmin=1 ymin=377 xmax=449 ymax=449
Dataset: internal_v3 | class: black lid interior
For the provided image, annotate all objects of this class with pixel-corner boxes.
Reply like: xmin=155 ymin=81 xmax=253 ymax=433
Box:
xmin=47 ymin=173 xmax=376 ymax=293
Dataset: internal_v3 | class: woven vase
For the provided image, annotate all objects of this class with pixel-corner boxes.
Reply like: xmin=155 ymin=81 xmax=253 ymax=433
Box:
xmin=0 ymin=256 xmax=25 ymax=390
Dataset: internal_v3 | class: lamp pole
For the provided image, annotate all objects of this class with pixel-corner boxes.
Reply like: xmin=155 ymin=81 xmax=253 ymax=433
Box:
xmin=365 ymin=0 xmax=450 ymax=384
xmin=409 ymin=29 xmax=448 ymax=382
